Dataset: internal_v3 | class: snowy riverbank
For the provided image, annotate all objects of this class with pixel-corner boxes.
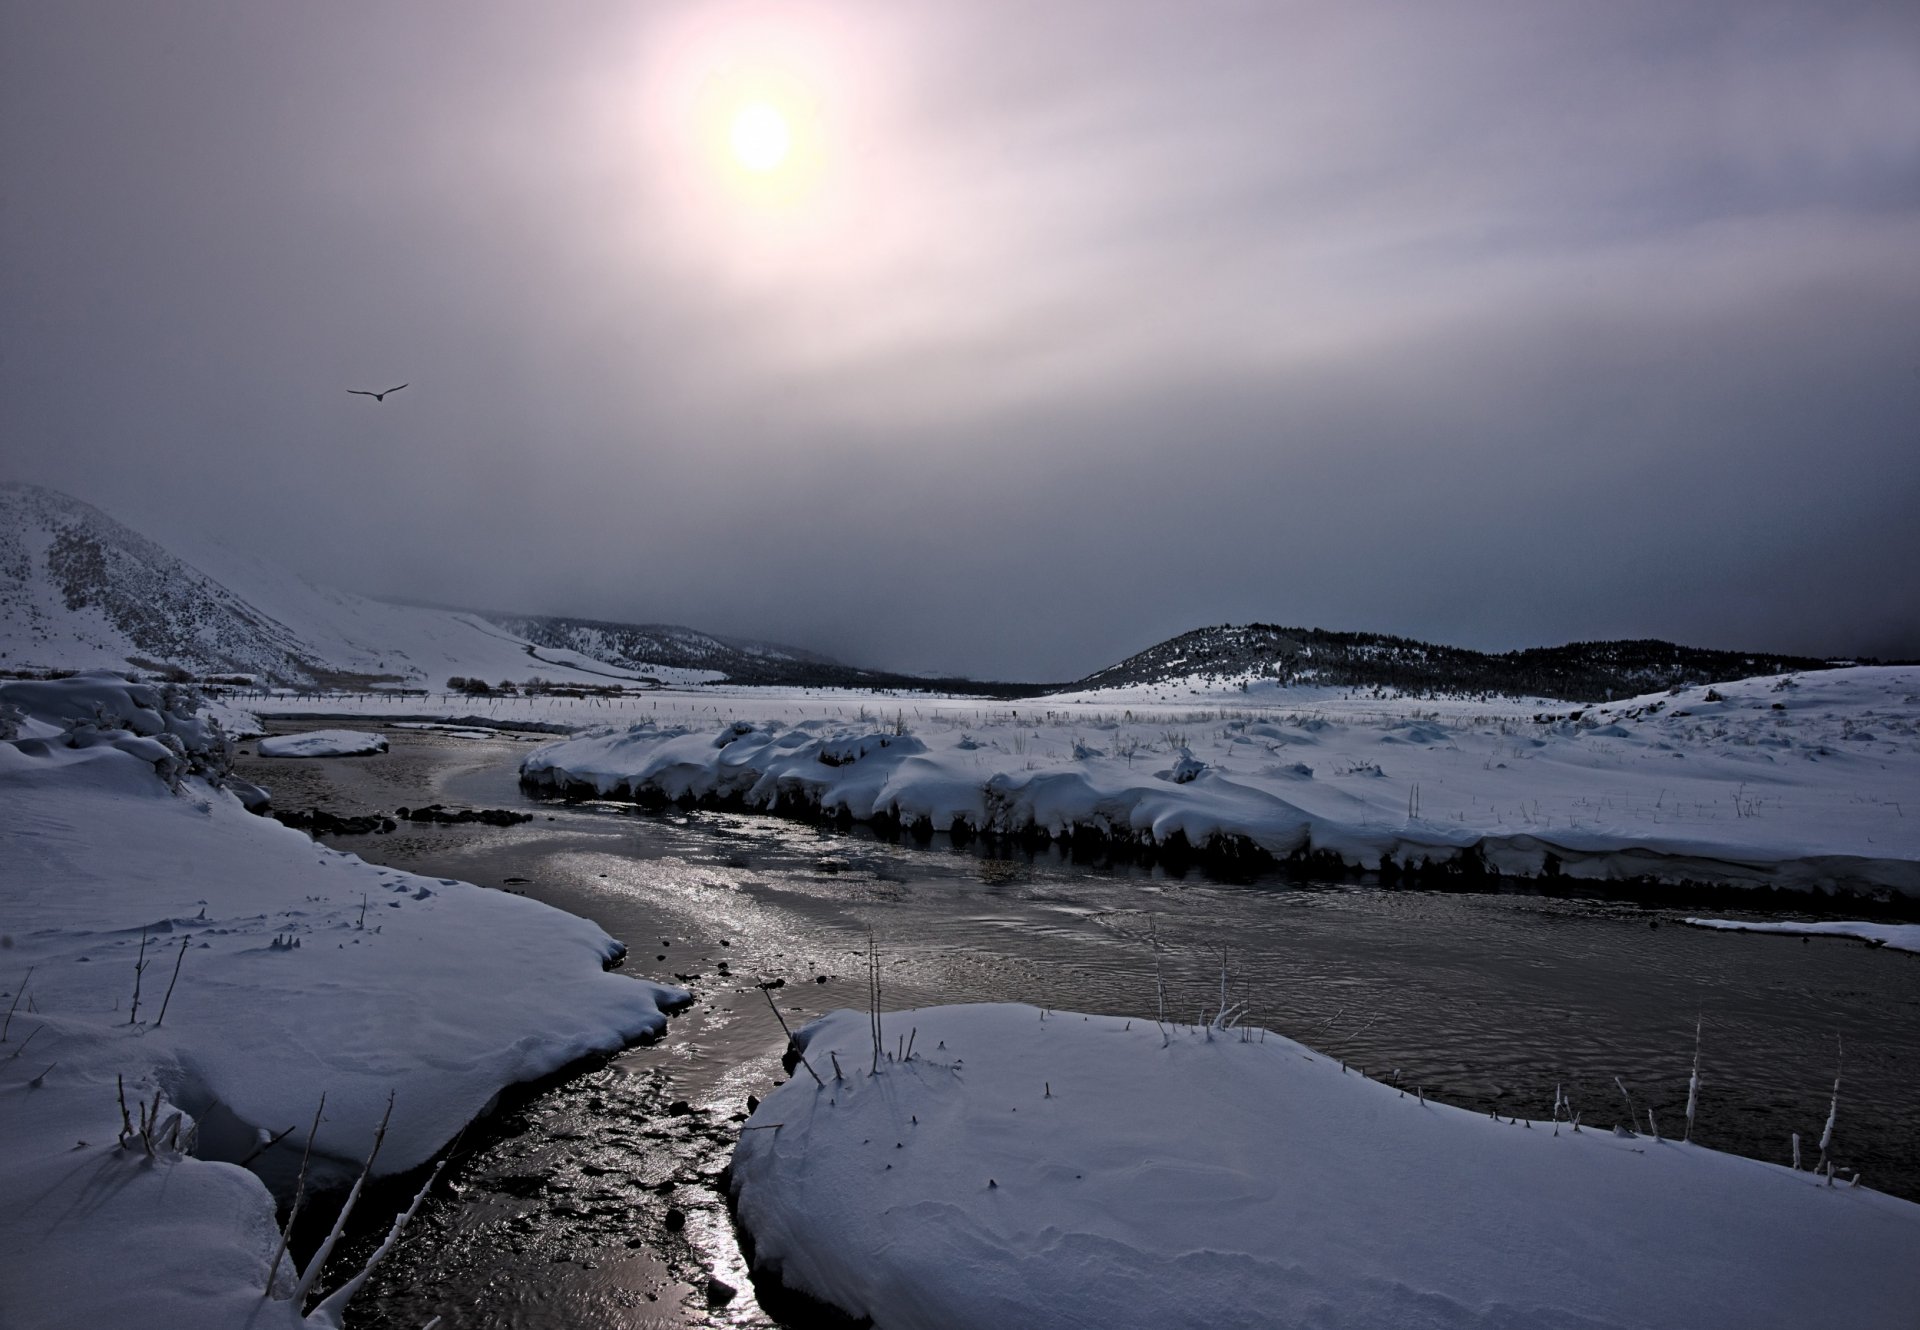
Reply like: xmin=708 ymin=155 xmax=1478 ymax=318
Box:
xmin=732 ymin=1002 xmax=1920 ymax=1330
xmin=518 ymin=666 xmax=1920 ymax=897
xmin=0 ymin=675 xmax=687 ymax=1329
xmin=1684 ymin=917 xmax=1920 ymax=954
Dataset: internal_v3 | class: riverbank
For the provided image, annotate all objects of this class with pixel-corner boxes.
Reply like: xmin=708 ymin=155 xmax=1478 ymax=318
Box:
xmin=734 ymin=1002 xmax=1920 ymax=1330
xmin=518 ymin=666 xmax=1920 ymax=900
xmin=0 ymin=677 xmax=686 ymax=1329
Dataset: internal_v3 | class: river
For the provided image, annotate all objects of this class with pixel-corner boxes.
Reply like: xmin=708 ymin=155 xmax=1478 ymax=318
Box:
xmin=235 ymin=723 xmax=1920 ymax=1329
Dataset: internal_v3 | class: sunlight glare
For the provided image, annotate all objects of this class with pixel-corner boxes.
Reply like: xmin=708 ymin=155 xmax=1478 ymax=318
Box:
xmin=730 ymin=102 xmax=792 ymax=173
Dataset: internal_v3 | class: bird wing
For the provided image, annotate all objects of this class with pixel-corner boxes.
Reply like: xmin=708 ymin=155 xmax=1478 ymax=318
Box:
xmin=384 ymin=383 xmax=409 ymax=395
xmin=347 ymin=390 xmax=377 ymax=397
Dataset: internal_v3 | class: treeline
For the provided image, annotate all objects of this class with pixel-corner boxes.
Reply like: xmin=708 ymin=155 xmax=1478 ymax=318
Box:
xmin=444 ymin=675 xmax=635 ymax=699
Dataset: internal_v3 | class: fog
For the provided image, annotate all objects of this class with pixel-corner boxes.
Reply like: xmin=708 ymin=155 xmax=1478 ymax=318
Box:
xmin=5 ymin=1 xmax=1917 ymax=678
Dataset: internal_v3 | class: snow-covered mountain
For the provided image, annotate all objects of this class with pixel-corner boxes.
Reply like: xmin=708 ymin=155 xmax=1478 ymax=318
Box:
xmin=1 ymin=483 xmax=322 ymax=681
xmin=1065 ymin=623 xmax=1841 ymax=702
xmin=0 ymin=483 xmax=683 ymax=687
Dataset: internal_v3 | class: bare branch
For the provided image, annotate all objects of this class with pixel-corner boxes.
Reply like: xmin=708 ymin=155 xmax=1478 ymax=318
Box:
xmin=295 ymin=1091 xmax=394 ymax=1305
xmin=308 ymin=1138 xmax=453 ymax=1327
xmin=265 ymin=1094 xmax=326 ymax=1299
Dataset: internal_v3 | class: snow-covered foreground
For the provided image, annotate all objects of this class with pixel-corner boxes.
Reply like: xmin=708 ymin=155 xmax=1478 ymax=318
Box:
xmin=733 ymin=1003 xmax=1920 ymax=1330
xmin=0 ymin=676 xmax=686 ymax=1329
xmin=257 ymin=728 xmax=388 ymax=758
xmin=518 ymin=666 xmax=1920 ymax=897
xmin=1685 ymin=917 xmax=1920 ymax=954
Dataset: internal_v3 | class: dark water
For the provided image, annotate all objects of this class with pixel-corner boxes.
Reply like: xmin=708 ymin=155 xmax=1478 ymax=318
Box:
xmin=237 ymin=725 xmax=1920 ymax=1329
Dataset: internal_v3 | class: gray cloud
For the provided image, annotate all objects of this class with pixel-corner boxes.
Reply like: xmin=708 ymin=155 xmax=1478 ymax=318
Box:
xmin=5 ymin=1 xmax=1917 ymax=679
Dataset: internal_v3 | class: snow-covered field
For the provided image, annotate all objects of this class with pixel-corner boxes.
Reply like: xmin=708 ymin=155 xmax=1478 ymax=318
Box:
xmin=510 ymin=666 xmax=1920 ymax=897
xmin=735 ymin=1003 xmax=1920 ymax=1330
xmin=0 ymin=676 xmax=686 ymax=1329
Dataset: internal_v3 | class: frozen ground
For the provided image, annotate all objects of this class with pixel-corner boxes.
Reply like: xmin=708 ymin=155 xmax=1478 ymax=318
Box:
xmin=0 ymin=675 xmax=686 ymax=1329
xmin=733 ymin=1002 xmax=1920 ymax=1330
xmin=509 ymin=666 xmax=1920 ymax=897
xmin=257 ymin=728 xmax=389 ymax=758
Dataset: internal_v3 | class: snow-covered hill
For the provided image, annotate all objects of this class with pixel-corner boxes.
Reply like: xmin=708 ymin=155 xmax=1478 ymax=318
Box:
xmin=0 ymin=483 xmax=689 ymax=688
xmin=1068 ymin=623 xmax=1841 ymax=703
xmin=0 ymin=483 xmax=325 ymax=681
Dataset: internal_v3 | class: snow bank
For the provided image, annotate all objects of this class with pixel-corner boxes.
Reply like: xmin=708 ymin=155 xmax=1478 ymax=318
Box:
xmin=257 ymin=728 xmax=389 ymax=758
xmin=732 ymin=1003 xmax=1920 ymax=1330
xmin=199 ymin=693 xmax=264 ymax=738
xmin=0 ymin=676 xmax=686 ymax=1329
xmin=520 ymin=666 xmax=1920 ymax=896
xmin=1684 ymin=918 xmax=1920 ymax=954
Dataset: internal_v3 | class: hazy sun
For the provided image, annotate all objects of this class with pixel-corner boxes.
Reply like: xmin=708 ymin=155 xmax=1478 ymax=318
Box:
xmin=730 ymin=102 xmax=792 ymax=173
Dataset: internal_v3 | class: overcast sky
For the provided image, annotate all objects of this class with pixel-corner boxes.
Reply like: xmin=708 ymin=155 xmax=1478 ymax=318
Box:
xmin=4 ymin=1 xmax=1917 ymax=679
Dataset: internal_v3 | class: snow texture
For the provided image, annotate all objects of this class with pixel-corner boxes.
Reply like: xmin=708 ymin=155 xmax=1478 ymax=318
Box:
xmin=0 ymin=675 xmax=686 ymax=1330
xmin=517 ymin=666 xmax=1920 ymax=896
xmin=257 ymin=729 xmax=390 ymax=759
xmin=732 ymin=1002 xmax=1920 ymax=1330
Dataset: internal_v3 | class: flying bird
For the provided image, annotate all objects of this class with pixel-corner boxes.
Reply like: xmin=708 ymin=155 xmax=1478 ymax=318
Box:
xmin=347 ymin=383 xmax=408 ymax=402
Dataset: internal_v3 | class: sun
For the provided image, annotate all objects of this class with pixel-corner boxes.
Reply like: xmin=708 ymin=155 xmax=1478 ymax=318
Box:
xmin=730 ymin=102 xmax=792 ymax=174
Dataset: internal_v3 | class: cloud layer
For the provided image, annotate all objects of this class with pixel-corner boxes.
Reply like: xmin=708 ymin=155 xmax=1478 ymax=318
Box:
xmin=5 ymin=1 xmax=1917 ymax=678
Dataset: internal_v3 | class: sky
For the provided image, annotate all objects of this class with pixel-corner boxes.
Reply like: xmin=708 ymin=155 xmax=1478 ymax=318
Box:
xmin=3 ymin=1 xmax=1918 ymax=681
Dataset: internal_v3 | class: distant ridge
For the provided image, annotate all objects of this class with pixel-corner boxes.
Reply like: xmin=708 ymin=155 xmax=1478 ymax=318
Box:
xmin=1065 ymin=623 xmax=1846 ymax=702
xmin=482 ymin=614 xmax=848 ymax=685
xmin=1 ymin=484 xmax=1872 ymax=701
xmin=484 ymin=612 xmax=1054 ymax=696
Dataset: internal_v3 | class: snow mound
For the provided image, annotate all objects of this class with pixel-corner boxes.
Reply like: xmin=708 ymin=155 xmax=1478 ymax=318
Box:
xmin=257 ymin=729 xmax=389 ymax=758
xmin=732 ymin=1003 xmax=1920 ymax=1330
xmin=0 ymin=675 xmax=687 ymax=1329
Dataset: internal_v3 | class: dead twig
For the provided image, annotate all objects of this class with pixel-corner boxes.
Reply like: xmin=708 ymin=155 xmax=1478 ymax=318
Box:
xmin=4 ymin=1024 xmax=44 ymax=1060
xmin=2 ymin=966 xmax=34 ymax=1041
xmin=153 ymin=938 xmax=190 ymax=1028
xmin=264 ymin=1093 xmax=326 ymax=1298
xmin=294 ymin=1091 xmax=395 ymax=1304
xmin=759 ymin=984 xmax=824 ymax=1087
xmin=128 ymin=929 xmax=151 ymax=1025
xmin=238 ymin=1121 xmax=299 ymax=1167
